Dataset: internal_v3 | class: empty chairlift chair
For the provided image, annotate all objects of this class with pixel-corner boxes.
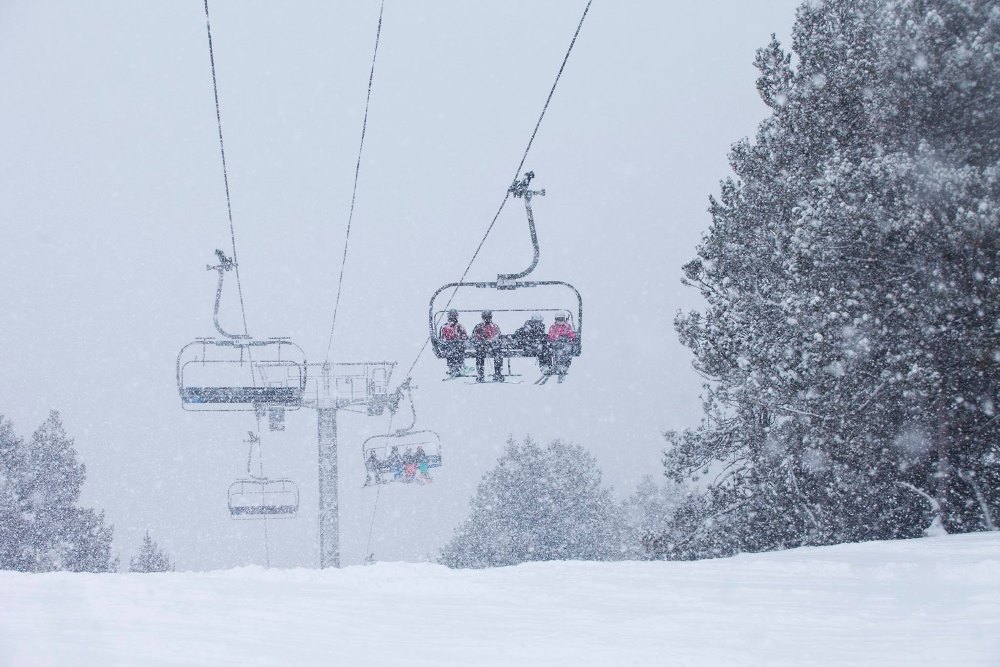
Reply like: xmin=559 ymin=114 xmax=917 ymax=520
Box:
xmin=227 ymin=431 xmax=300 ymax=519
xmin=178 ymin=337 xmax=307 ymax=411
xmin=228 ymin=478 xmax=300 ymax=519
xmin=177 ymin=251 xmax=307 ymax=412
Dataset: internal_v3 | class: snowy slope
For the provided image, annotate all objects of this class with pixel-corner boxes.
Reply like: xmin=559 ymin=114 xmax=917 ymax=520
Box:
xmin=1 ymin=533 xmax=997 ymax=666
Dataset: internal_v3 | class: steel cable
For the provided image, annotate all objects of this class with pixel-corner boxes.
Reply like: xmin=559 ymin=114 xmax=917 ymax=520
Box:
xmin=364 ymin=395 xmax=396 ymax=561
xmin=205 ymin=1 xmax=270 ymax=565
xmin=203 ymin=0 xmax=249 ymax=336
xmin=325 ymin=0 xmax=386 ymax=362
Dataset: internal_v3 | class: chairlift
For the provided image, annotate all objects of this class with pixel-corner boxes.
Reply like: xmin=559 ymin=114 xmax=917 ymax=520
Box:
xmin=428 ymin=173 xmax=583 ymax=370
xmin=363 ymin=430 xmax=443 ymax=486
xmin=177 ymin=251 xmax=307 ymax=411
xmin=228 ymin=478 xmax=300 ymax=518
xmin=228 ymin=431 xmax=300 ymax=519
xmin=362 ymin=379 xmax=442 ymax=485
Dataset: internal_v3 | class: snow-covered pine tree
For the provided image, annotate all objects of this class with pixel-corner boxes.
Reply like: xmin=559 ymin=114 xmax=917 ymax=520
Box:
xmin=439 ymin=438 xmax=622 ymax=568
xmin=869 ymin=0 xmax=1000 ymax=535
xmin=661 ymin=0 xmax=1000 ymax=559
xmin=0 ymin=412 xmax=115 ymax=571
xmin=0 ymin=415 xmax=31 ymax=570
xmin=621 ymin=475 xmax=686 ymax=559
xmin=129 ymin=531 xmax=173 ymax=573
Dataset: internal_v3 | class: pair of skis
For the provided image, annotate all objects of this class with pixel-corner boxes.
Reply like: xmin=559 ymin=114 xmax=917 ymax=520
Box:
xmin=441 ymin=366 xmax=567 ymax=384
xmin=442 ymin=373 xmax=524 ymax=385
xmin=534 ymin=372 xmax=565 ymax=385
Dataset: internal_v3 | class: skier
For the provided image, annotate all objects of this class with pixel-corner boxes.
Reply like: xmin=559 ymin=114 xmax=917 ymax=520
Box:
xmin=403 ymin=448 xmax=418 ymax=482
xmin=547 ymin=314 xmax=576 ymax=381
xmin=472 ymin=310 xmax=504 ymax=383
xmin=387 ymin=446 xmax=403 ymax=482
xmin=365 ymin=449 xmax=383 ymax=485
xmin=415 ymin=446 xmax=432 ymax=483
xmin=514 ymin=313 xmax=550 ymax=374
xmin=438 ymin=309 xmax=468 ymax=378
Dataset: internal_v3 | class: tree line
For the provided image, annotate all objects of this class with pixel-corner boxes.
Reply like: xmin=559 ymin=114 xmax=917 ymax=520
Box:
xmin=440 ymin=437 xmax=683 ymax=568
xmin=0 ymin=412 xmax=171 ymax=573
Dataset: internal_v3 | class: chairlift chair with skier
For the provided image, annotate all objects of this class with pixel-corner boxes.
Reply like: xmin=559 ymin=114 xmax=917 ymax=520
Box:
xmin=428 ymin=173 xmax=582 ymax=374
xmin=363 ymin=430 xmax=443 ymax=486
xmin=361 ymin=379 xmax=442 ymax=485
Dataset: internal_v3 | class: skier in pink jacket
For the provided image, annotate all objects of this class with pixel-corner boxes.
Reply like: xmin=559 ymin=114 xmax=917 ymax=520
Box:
xmin=547 ymin=314 xmax=575 ymax=379
xmin=439 ymin=309 xmax=468 ymax=377
xmin=472 ymin=310 xmax=504 ymax=382
xmin=547 ymin=315 xmax=576 ymax=343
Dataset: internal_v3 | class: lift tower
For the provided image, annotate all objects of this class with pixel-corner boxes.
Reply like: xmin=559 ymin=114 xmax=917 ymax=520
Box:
xmin=302 ymin=361 xmax=395 ymax=568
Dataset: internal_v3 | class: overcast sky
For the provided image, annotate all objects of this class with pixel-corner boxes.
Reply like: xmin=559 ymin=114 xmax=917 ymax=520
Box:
xmin=0 ymin=0 xmax=802 ymax=569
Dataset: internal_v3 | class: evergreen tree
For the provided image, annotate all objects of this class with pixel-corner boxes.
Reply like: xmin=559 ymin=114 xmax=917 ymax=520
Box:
xmin=0 ymin=465 xmax=26 ymax=569
xmin=621 ymin=475 xmax=687 ymax=559
xmin=662 ymin=0 xmax=1000 ymax=559
xmin=0 ymin=416 xmax=30 ymax=569
xmin=440 ymin=438 xmax=622 ymax=568
xmin=0 ymin=412 xmax=115 ymax=572
xmin=129 ymin=531 xmax=173 ymax=573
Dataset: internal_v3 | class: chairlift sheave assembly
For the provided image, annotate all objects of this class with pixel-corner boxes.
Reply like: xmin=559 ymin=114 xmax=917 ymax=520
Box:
xmin=429 ymin=173 xmax=583 ymax=376
xmin=228 ymin=431 xmax=300 ymax=519
xmin=177 ymin=251 xmax=307 ymax=411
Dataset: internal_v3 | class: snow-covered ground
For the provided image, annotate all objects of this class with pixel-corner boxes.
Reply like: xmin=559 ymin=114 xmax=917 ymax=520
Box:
xmin=2 ymin=533 xmax=998 ymax=666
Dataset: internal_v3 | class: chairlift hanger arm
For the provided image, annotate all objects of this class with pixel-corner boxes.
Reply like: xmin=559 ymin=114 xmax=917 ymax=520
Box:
xmin=207 ymin=250 xmax=247 ymax=339
xmin=246 ymin=436 xmax=254 ymax=476
xmin=498 ymin=172 xmax=546 ymax=285
xmin=387 ymin=377 xmax=417 ymax=434
xmin=245 ymin=430 xmax=260 ymax=477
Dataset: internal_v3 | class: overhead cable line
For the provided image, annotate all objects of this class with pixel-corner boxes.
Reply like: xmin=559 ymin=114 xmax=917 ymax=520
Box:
xmin=254 ymin=416 xmax=271 ymax=568
xmin=325 ymin=0 xmax=386 ymax=362
xmin=363 ymin=406 xmax=394 ymax=562
xmin=206 ymin=0 xmax=272 ymax=565
xmin=364 ymin=483 xmax=382 ymax=562
xmin=203 ymin=0 xmax=249 ymax=336
xmin=403 ymin=0 xmax=594 ymax=379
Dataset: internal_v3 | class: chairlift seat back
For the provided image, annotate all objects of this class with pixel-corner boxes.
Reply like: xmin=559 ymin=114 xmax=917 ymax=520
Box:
xmin=363 ymin=430 xmax=443 ymax=481
xmin=228 ymin=478 xmax=299 ymax=519
xmin=429 ymin=281 xmax=583 ymax=360
xmin=177 ymin=338 xmax=307 ymax=411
